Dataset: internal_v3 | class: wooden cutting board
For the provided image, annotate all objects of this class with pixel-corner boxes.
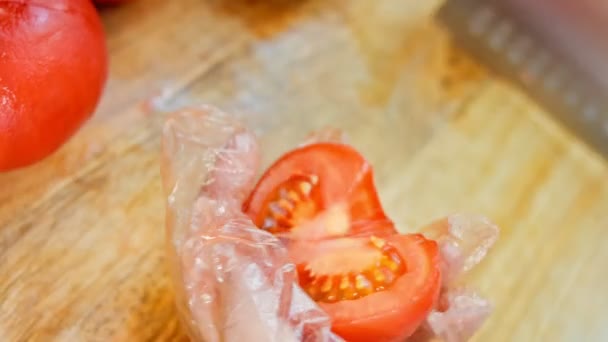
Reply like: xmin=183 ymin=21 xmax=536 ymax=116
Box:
xmin=2 ymin=0 xmax=607 ymax=341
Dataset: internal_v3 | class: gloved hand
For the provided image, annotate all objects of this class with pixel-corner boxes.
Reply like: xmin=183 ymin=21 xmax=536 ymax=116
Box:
xmin=160 ymin=106 xmax=498 ymax=342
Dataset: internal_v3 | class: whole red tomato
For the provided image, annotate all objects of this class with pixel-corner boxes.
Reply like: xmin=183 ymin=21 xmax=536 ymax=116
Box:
xmin=0 ymin=0 xmax=108 ymax=171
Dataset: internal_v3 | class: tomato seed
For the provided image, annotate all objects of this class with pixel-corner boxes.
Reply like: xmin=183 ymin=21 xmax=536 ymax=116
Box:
xmin=370 ymin=236 xmax=386 ymax=249
xmin=355 ymin=274 xmax=372 ymax=293
xmin=381 ymin=255 xmax=400 ymax=272
xmin=321 ymin=277 xmax=334 ymax=293
xmin=287 ymin=190 xmax=301 ymax=202
xmin=299 ymin=181 xmax=313 ymax=195
xmin=339 ymin=276 xmax=350 ymax=290
xmin=372 ymin=268 xmax=385 ymax=283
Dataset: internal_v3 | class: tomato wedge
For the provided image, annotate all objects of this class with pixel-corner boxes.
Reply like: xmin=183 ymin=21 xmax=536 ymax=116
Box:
xmin=290 ymin=234 xmax=441 ymax=341
xmin=242 ymin=143 xmax=396 ymax=239
xmin=243 ymin=142 xmax=441 ymax=340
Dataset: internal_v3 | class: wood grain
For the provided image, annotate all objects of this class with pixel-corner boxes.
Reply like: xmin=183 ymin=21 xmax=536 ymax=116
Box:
xmin=1 ymin=0 xmax=607 ymax=341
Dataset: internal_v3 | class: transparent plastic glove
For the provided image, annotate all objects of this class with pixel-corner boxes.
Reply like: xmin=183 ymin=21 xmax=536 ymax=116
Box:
xmin=161 ymin=106 xmax=498 ymax=342
xmin=411 ymin=215 xmax=499 ymax=342
xmin=161 ymin=107 xmax=341 ymax=342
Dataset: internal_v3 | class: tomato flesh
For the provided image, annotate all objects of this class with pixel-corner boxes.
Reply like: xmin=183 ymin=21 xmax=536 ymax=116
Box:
xmin=291 ymin=234 xmax=441 ymax=341
xmin=243 ymin=143 xmax=397 ymax=239
xmin=297 ymin=236 xmax=406 ymax=303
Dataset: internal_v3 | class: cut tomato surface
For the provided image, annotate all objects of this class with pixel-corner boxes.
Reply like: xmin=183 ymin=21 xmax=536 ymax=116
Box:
xmin=242 ymin=142 xmax=397 ymax=239
xmin=244 ymin=142 xmax=442 ymax=341
xmin=291 ymin=234 xmax=441 ymax=342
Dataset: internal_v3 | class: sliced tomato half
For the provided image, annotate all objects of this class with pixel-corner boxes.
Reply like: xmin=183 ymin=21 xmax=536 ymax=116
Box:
xmin=242 ymin=143 xmax=396 ymax=239
xmin=290 ymin=233 xmax=441 ymax=342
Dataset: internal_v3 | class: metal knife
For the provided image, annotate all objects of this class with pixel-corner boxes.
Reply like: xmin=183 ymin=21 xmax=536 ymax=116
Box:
xmin=436 ymin=0 xmax=608 ymax=158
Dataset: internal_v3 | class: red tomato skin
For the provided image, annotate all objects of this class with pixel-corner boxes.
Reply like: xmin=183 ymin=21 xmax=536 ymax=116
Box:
xmin=0 ymin=0 xmax=108 ymax=171
xmin=320 ymin=235 xmax=441 ymax=342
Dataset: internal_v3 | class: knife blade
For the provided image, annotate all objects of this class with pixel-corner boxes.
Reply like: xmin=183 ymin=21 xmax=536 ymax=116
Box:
xmin=436 ymin=0 xmax=608 ymax=158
